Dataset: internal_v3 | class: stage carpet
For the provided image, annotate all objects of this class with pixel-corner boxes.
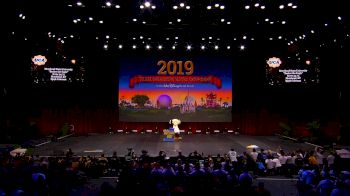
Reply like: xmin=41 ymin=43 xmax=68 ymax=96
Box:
xmin=32 ymin=133 xmax=314 ymax=157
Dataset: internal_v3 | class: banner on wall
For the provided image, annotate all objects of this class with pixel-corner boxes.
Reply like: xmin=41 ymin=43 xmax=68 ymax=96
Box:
xmin=118 ymin=57 xmax=233 ymax=122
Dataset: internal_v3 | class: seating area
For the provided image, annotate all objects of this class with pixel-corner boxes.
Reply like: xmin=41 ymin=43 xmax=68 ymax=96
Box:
xmin=1 ymin=146 xmax=350 ymax=195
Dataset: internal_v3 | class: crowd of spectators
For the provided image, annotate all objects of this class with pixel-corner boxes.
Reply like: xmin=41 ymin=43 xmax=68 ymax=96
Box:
xmin=0 ymin=146 xmax=349 ymax=195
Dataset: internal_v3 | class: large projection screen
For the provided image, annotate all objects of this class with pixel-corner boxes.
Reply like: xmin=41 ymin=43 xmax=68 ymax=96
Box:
xmin=118 ymin=56 xmax=232 ymax=122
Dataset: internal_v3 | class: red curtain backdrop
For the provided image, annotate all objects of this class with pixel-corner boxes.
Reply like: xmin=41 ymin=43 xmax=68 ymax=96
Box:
xmin=31 ymin=107 xmax=291 ymax=136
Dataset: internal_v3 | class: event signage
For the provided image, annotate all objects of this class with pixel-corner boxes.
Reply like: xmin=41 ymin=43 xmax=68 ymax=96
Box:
xmin=32 ymin=55 xmax=47 ymax=66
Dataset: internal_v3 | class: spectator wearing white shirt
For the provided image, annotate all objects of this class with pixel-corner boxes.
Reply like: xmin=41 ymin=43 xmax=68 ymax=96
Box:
xmin=228 ymin=148 xmax=238 ymax=163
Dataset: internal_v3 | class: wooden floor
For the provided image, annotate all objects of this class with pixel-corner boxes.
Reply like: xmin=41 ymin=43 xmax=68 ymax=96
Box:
xmin=32 ymin=133 xmax=315 ymax=157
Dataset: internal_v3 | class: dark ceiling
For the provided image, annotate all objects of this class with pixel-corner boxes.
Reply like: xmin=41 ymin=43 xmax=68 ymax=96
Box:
xmin=6 ymin=0 xmax=349 ymax=54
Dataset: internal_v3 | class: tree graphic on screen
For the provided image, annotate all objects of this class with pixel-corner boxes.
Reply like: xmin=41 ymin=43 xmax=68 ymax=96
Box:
xmin=131 ymin=95 xmax=150 ymax=108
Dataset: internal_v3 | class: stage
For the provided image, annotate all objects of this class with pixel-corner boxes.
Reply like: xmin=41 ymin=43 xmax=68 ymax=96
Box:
xmin=32 ymin=133 xmax=314 ymax=157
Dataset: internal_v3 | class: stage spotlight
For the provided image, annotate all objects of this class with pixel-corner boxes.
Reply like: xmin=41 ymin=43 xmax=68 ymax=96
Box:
xmin=240 ymin=45 xmax=245 ymax=50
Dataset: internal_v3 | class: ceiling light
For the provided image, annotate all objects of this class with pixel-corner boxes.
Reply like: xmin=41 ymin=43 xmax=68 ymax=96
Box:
xmin=140 ymin=5 xmax=144 ymax=9
xmin=118 ymin=45 xmax=123 ymax=49
xmin=180 ymin=3 xmax=185 ymax=7
xmin=186 ymin=6 xmax=190 ymax=9
xmin=220 ymin=5 xmax=225 ymax=9
xmin=292 ymin=5 xmax=297 ymax=9
xmin=186 ymin=45 xmax=192 ymax=50
xmin=133 ymin=18 xmax=137 ymax=22
xmin=287 ymin=3 xmax=293 ymax=7
xmin=106 ymin=2 xmax=111 ymax=7
xmin=144 ymin=2 xmax=151 ymax=7
xmin=260 ymin=5 xmax=265 ymax=9
xmin=172 ymin=45 xmax=176 ymax=50
xmin=207 ymin=6 xmax=212 ymax=10
xmin=77 ymin=1 xmax=82 ymax=6
xmin=158 ymin=45 xmax=162 ymax=50
xmin=227 ymin=46 xmax=231 ymax=49
xmin=245 ymin=5 xmax=250 ymax=9
xmin=281 ymin=21 xmax=286 ymax=24
xmin=201 ymin=45 xmax=205 ymax=50
xmin=221 ymin=19 xmax=225 ymax=22
xmin=240 ymin=45 xmax=245 ymax=50
xmin=214 ymin=45 xmax=219 ymax=50
xmin=338 ymin=16 xmax=342 ymax=20
xmin=173 ymin=5 xmax=178 ymax=9
xmin=279 ymin=5 xmax=284 ymax=9
xmin=151 ymin=5 xmax=156 ymax=9
xmin=99 ymin=20 xmax=103 ymax=24
xmin=115 ymin=5 xmax=120 ymax=8
xmin=254 ymin=3 xmax=259 ymax=7
xmin=215 ymin=4 xmax=219 ymax=8
xmin=132 ymin=45 xmax=137 ymax=49
xmin=146 ymin=45 xmax=150 ymax=49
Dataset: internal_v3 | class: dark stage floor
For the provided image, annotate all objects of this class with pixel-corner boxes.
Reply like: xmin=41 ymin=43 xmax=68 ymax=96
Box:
xmin=32 ymin=133 xmax=315 ymax=157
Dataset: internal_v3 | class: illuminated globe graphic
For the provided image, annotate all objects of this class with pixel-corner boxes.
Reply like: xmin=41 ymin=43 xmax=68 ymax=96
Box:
xmin=157 ymin=94 xmax=172 ymax=109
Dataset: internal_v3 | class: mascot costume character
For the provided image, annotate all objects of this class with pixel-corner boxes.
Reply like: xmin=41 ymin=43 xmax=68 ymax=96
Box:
xmin=170 ymin=118 xmax=182 ymax=140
